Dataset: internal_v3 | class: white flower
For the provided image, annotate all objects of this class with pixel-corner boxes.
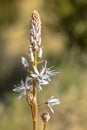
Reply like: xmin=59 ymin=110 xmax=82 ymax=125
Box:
xmin=46 ymin=96 xmax=60 ymax=113
xmin=21 ymin=57 xmax=29 ymax=68
xmin=31 ymin=63 xmax=48 ymax=80
xmin=31 ymin=66 xmax=49 ymax=91
xmin=36 ymin=79 xmax=49 ymax=91
xmin=13 ymin=77 xmax=33 ymax=99
xmin=43 ymin=61 xmax=59 ymax=81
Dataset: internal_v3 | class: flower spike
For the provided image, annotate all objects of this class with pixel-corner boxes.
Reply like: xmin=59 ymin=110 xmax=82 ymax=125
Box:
xmin=13 ymin=10 xmax=61 ymax=130
xmin=30 ymin=10 xmax=41 ymax=50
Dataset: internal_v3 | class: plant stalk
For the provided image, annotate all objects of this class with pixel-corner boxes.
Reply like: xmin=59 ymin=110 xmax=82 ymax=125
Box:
xmin=33 ymin=50 xmax=38 ymax=130
xmin=43 ymin=123 xmax=47 ymax=130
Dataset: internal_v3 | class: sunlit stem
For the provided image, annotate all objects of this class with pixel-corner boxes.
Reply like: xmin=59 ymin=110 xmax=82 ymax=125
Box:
xmin=30 ymin=105 xmax=34 ymax=120
xmin=43 ymin=123 xmax=47 ymax=130
xmin=33 ymin=49 xmax=38 ymax=130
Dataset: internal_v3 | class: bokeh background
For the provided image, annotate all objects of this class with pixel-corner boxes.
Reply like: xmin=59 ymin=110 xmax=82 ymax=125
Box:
xmin=0 ymin=0 xmax=87 ymax=130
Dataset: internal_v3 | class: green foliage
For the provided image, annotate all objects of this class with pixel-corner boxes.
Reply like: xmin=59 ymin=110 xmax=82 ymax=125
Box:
xmin=43 ymin=0 xmax=87 ymax=51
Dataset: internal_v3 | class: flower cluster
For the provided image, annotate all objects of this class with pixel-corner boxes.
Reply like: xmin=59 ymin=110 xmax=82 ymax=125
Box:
xmin=13 ymin=10 xmax=60 ymax=130
xmin=14 ymin=59 xmax=59 ymax=100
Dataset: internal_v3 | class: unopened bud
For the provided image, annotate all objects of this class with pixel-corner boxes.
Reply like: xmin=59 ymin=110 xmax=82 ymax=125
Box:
xmin=29 ymin=45 xmax=34 ymax=62
xmin=27 ymin=93 xmax=36 ymax=105
xmin=38 ymin=47 xmax=43 ymax=59
xmin=41 ymin=111 xmax=50 ymax=123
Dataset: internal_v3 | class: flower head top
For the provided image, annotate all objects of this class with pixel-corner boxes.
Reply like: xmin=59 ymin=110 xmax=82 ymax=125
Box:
xmin=30 ymin=10 xmax=41 ymax=49
xmin=13 ymin=77 xmax=33 ymax=99
xmin=46 ymin=96 xmax=60 ymax=113
xmin=29 ymin=10 xmax=42 ymax=62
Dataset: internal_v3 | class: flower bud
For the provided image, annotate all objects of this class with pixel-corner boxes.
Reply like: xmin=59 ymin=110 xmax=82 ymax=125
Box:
xmin=38 ymin=47 xmax=43 ymax=59
xmin=29 ymin=45 xmax=34 ymax=62
xmin=30 ymin=10 xmax=41 ymax=50
xmin=41 ymin=111 xmax=50 ymax=123
xmin=27 ymin=93 xmax=36 ymax=105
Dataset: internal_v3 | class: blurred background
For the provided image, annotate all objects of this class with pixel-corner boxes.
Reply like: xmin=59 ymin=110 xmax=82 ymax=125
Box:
xmin=0 ymin=0 xmax=87 ymax=130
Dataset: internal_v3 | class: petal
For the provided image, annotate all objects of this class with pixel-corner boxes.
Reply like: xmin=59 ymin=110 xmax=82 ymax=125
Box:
xmin=40 ymin=60 xmax=47 ymax=75
xmin=48 ymin=96 xmax=60 ymax=105
xmin=31 ymin=74 xmax=37 ymax=78
xmin=40 ymin=67 xmax=45 ymax=76
xmin=37 ymin=84 xmax=43 ymax=91
xmin=13 ymin=87 xmax=22 ymax=92
xmin=18 ymin=90 xmax=26 ymax=99
xmin=25 ymin=77 xmax=31 ymax=85
xmin=40 ymin=80 xmax=49 ymax=85
xmin=44 ymin=60 xmax=47 ymax=69
xmin=25 ymin=77 xmax=33 ymax=89
xmin=27 ymin=85 xmax=33 ymax=90
xmin=21 ymin=80 xmax=25 ymax=86
xmin=42 ymin=75 xmax=49 ymax=80
xmin=21 ymin=57 xmax=29 ymax=67
xmin=33 ymin=66 xmax=39 ymax=76
xmin=48 ymin=105 xmax=54 ymax=114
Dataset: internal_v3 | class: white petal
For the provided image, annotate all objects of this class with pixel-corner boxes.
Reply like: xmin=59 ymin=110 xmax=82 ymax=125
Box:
xmin=48 ymin=105 xmax=54 ymax=114
xmin=27 ymin=85 xmax=33 ymax=90
xmin=13 ymin=87 xmax=22 ymax=92
xmin=31 ymin=74 xmax=37 ymax=78
xmin=40 ymin=80 xmax=49 ymax=85
xmin=40 ymin=68 xmax=45 ymax=76
xmin=37 ymin=84 xmax=43 ymax=91
xmin=42 ymin=75 xmax=49 ymax=80
xmin=47 ymin=77 xmax=51 ymax=81
xmin=18 ymin=91 xmax=26 ymax=99
xmin=33 ymin=66 xmax=39 ymax=76
xmin=21 ymin=57 xmax=29 ymax=67
xmin=48 ymin=97 xmax=60 ymax=105
xmin=21 ymin=80 xmax=25 ymax=86
xmin=25 ymin=77 xmax=31 ymax=85
xmin=25 ymin=77 xmax=33 ymax=89
xmin=44 ymin=60 xmax=47 ymax=69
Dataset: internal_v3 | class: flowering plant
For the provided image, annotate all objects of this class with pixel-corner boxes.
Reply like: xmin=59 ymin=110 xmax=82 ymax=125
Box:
xmin=13 ymin=10 xmax=60 ymax=130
